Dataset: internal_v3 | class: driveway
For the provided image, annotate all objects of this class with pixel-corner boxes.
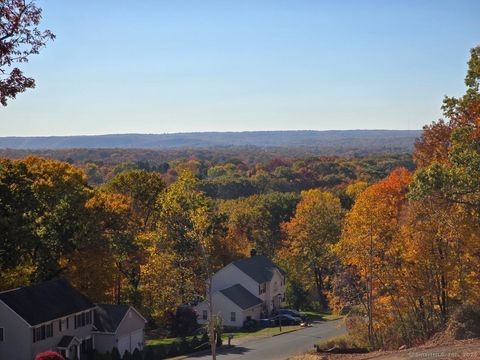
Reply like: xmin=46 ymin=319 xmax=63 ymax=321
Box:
xmin=184 ymin=319 xmax=345 ymax=360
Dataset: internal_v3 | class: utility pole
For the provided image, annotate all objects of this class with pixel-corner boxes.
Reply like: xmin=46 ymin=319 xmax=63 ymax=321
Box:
xmin=367 ymin=223 xmax=374 ymax=349
xmin=198 ymin=243 xmax=216 ymax=360
xmin=207 ymin=276 xmax=216 ymax=360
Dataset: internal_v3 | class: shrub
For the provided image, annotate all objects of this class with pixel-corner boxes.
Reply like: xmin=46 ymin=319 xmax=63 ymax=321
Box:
xmin=167 ymin=341 xmax=180 ymax=357
xmin=447 ymin=304 xmax=480 ymax=340
xmin=143 ymin=347 xmax=155 ymax=360
xmin=243 ymin=319 xmax=259 ymax=331
xmin=150 ymin=345 xmax=167 ymax=359
xmin=121 ymin=350 xmax=132 ymax=360
xmin=179 ymin=337 xmax=192 ymax=353
xmin=200 ymin=332 xmax=210 ymax=349
xmin=216 ymin=332 xmax=223 ymax=347
xmin=316 ymin=334 xmax=365 ymax=351
xmin=131 ymin=349 xmax=142 ymax=360
xmin=168 ymin=306 xmax=199 ymax=337
xmin=190 ymin=335 xmax=200 ymax=350
xmin=35 ymin=352 xmax=64 ymax=360
xmin=111 ymin=347 xmax=121 ymax=360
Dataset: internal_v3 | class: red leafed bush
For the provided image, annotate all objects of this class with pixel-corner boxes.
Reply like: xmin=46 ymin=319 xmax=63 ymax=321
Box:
xmin=35 ymin=351 xmax=64 ymax=360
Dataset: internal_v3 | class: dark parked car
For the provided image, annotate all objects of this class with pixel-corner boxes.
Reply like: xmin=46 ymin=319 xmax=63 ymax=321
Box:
xmin=259 ymin=318 xmax=275 ymax=327
xmin=277 ymin=309 xmax=302 ymax=318
xmin=271 ymin=314 xmax=302 ymax=326
xmin=277 ymin=309 xmax=308 ymax=321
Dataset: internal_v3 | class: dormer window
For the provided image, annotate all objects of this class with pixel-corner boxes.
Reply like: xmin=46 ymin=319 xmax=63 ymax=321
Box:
xmin=258 ymin=283 xmax=266 ymax=295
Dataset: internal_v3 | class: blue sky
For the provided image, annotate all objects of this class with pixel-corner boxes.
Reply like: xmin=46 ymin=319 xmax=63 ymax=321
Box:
xmin=1 ymin=0 xmax=479 ymax=136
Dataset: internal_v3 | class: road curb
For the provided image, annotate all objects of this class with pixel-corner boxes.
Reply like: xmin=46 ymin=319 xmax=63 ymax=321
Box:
xmin=272 ymin=327 xmax=305 ymax=337
xmin=167 ymin=345 xmax=224 ymax=360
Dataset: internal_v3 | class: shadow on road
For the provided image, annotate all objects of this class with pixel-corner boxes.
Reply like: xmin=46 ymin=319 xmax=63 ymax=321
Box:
xmin=187 ymin=346 xmax=251 ymax=358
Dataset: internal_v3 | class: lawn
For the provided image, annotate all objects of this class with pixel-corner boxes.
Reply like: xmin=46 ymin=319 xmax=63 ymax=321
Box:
xmin=146 ymin=313 xmax=341 ymax=347
xmin=224 ymin=325 xmax=303 ymax=340
xmin=301 ymin=311 xmax=342 ymax=321
xmin=146 ymin=325 xmax=303 ymax=347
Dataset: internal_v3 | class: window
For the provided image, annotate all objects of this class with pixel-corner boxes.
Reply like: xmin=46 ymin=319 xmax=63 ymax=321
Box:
xmin=66 ymin=317 xmax=69 ymax=329
xmin=59 ymin=319 xmax=62 ymax=332
xmin=202 ymin=310 xmax=208 ymax=320
xmin=75 ymin=312 xmax=88 ymax=329
xmin=34 ymin=325 xmax=46 ymax=342
xmin=259 ymin=283 xmax=266 ymax=294
xmin=86 ymin=311 xmax=92 ymax=325
xmin=0 ymin=327 xmax=4 ymax=342
xmin=46 ymin=323 xmax=53 ymax=338
xmin=230 ymin=312 xmax=236 ymax=322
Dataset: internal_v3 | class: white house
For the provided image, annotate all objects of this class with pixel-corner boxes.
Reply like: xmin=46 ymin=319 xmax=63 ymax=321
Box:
xmin=0 ymin=279 xmax=146 ymax=360
xmin=195 ymin=251 xmax=286 ymax=328
xmin=93 ymin=304 xmax=147 ymax=356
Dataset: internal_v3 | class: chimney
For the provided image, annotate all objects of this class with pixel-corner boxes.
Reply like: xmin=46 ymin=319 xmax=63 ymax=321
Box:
xmin=250 ymin=249 xmax=257 ymax=257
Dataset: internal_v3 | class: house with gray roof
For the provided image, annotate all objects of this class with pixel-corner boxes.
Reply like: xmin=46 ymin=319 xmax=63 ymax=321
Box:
xmin=195 ymin=251 xmax=286 ymax=328
xmin=0 ymin=279 xmax=145 ymax=360
xmin=93 ymin=304 xmax=146 ymax=356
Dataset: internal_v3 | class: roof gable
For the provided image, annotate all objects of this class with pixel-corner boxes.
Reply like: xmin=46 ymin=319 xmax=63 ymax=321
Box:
xmin=94 ymin=304 xmax=130 ymax=333
xmin=232 ymin=255 xmax=286 ymax=284
xmin=0 ymin=278 xmax=95 ymax=326
xmin=220 ymin=284 xmax=263 ymax=310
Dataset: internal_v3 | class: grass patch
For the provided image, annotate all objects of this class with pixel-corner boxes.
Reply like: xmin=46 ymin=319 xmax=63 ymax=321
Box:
xmin=147 ymin=325 xmax=303 ymax=347
xmin=224 ymin=325 xmax=303 ymax=339
xmin=301 ymin=311 xmax=342 ymax=321
xmin=316 ymin=334 xmax=366 ymax=351
xmin=146 ymin=335 xmax=197 ymax=346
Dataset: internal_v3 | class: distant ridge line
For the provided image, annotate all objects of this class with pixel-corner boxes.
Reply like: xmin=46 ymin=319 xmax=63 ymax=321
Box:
xmin=0 ymin=130 xmax=421 ymax=150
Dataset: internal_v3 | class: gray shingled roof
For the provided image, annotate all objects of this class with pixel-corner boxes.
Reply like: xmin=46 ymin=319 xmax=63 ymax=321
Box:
xmin=232 ymin=255 xmax=286 ymax=284
xmin=0 ymin=278 xmax=95 ymax=326
xmin=220 ymin=284 xmax=263 ymax=310
xmin=57 ymin=335 xmax=77 ymax=348
xmin=94 ymin=304 xmax=130 ymax=333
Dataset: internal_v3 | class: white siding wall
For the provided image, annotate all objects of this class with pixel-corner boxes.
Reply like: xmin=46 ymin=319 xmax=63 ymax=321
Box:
xmin=94 ymin=307 xmax=146 ymax=356
xmin=31 ymin=311 xmax=95 ymax=359
xmin=195 ymin=292 xmax=259 ymax=328
xmin=0 ymin=301 xmax=31 ymax=360
xmin=266 ymin=269 xmax=286 ymax=312
xmin=211 ymin=264 xmax=263 ymax=301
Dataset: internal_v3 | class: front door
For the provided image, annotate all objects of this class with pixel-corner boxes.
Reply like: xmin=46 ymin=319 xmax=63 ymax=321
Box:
xmin=273 ymin=294 xmax=281 ymax=310
xmin=69 ymin=344 xmax=79 ymax=360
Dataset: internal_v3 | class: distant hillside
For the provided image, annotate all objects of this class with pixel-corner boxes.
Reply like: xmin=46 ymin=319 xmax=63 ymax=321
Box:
xmin=0 ymin=130 xmax=421 ymax=150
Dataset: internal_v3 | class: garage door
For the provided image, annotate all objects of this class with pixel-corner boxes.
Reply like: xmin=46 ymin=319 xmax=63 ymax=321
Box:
xmin=117 ymin=330 xmax=143 ymax=355
xmin=130 ymin=329 xmax=144 ymax=351
xmin=117 ymin=335 xmax=130 ymax=356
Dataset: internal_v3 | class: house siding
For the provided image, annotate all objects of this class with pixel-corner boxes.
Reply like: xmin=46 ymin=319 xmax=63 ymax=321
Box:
xmin=266 ymin=269 xmax=286 ymax=312
xmin=93 ymin=333 xmax=116 ymax=354
xmin=94 ymin=307 xmax=146 ymax=354
xmin=195 ymin=292 xmax=260 ymax=328
xmin=31 ymin=309 xmax=96 ymax=359
xmin=211 ymin=264 xmax=264 ymax=302
xmin=0 ymin=301 xmax=32 ymax=360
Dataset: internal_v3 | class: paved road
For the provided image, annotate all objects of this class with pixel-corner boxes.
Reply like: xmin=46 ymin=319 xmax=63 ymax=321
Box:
xmin=185 ymin=319 xmax=345 ymax=360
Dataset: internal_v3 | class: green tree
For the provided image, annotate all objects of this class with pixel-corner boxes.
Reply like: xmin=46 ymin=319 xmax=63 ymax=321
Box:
xmin=279 ymin=189 xmax=343 ymax=309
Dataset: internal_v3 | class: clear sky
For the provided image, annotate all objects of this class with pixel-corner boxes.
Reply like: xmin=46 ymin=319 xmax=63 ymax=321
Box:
xmin=1 ymin=0 xmax=479 ymax=136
